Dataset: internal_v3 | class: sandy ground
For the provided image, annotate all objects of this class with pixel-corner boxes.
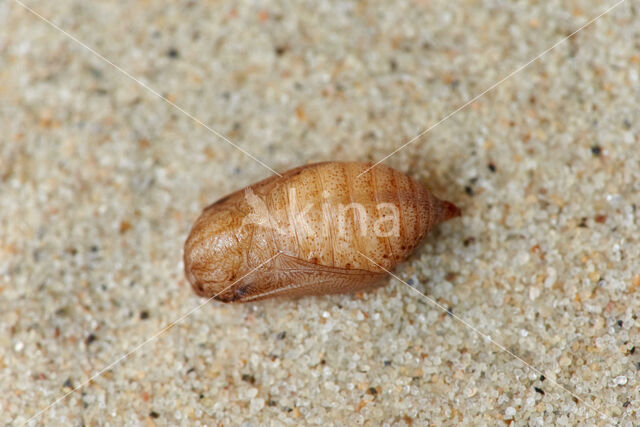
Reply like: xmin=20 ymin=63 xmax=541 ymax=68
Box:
xmin=1 ymin=0 xmax=639 ymax=425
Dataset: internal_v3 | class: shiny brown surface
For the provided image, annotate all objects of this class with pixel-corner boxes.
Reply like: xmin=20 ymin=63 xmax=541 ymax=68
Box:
xmin=183 ymin=162 xmax=460 ymax=302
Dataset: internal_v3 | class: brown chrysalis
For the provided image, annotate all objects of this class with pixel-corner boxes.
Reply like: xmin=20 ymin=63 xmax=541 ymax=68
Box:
xmin=184 ymin=162 xmax=460 ymax=302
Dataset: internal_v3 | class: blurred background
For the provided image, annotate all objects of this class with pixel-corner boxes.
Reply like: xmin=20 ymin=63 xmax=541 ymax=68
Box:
xmin=1 ymin=0 xmax=639 ymax=424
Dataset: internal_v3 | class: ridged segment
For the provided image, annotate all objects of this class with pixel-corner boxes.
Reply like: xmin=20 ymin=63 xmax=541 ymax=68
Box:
xmin=312 ymin=163 xmax=358 ymax=269
xmin=290 ymin=168 xmax=334 ymax=265
xmin=344 ymin=163 xmax=389 ymax=270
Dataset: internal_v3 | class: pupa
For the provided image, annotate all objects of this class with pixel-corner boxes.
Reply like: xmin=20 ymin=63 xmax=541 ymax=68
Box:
xmin=183 ymin=162 xmax=460 ymax=302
